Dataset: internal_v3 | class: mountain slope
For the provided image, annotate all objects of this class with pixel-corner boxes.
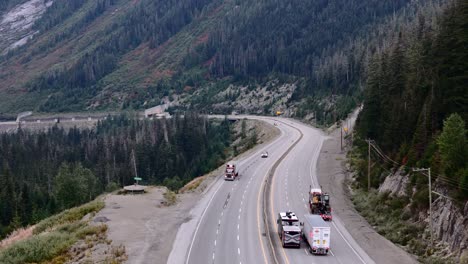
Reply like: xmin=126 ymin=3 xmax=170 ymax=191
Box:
xmin=353 ymin=0 xmax=467 ymax=261
xmin=0 ymin=0 xmax=450 ymax=114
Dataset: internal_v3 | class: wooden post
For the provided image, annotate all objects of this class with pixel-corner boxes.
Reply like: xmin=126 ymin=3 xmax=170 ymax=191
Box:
xmin=367 ymin=139 xmax=371 ymax=191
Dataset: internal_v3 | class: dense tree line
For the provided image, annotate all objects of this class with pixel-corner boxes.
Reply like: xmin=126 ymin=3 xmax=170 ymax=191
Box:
xmin=0 ymin=113 xmax=232 ymax=239
xmin=0 ymin=0 xmax=26 ymax=13
xmin=356 ymin=0 xmax=467 ymax=199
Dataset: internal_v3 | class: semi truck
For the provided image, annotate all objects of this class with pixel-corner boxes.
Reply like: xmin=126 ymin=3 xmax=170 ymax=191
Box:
xmin=302 ymin=214 xmax=331 ymax=255
xmin=224 ymin=162 xmax=238 ymax=181
xmin=276 ymin=211 xmax=302 ymax=248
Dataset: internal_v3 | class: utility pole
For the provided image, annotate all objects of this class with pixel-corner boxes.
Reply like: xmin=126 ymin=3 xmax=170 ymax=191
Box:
xmin=367 ymin=139 xmax=371 ymax=191
xmin=340 ymin=123 xmax=343 ymax=151
xmin=413 ymin=167 xmax=433 ymax=249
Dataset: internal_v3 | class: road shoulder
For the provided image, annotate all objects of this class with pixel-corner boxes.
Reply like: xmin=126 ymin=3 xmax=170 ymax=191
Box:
xmin=316 ymin=124 xmax=419 ymax=264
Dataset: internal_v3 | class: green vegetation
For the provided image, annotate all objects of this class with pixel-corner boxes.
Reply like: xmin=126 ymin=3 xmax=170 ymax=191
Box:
xmin=353 ymin=190 xmax=456 ymax=263
xmin=352 ymin=190 xmax=424 ymax=250
xmin=350 ymin=0 xmax=467 ymax=261
xmin=0 ymin=113 xmax=232 ymax=239
xmin=0 ymin=200 xmax=106 ymax=264
xmin=34 ymin=201 xmax=104 ymax=234
xmin=437 ymin=114 xmax=467 ymax=193
xmin=355 ymin=0 xmax=468 ymax=199
xmin=0 ymin=0 xmax=27 ymax=12
xmin=163 ymin=190 xmax=177 ymax=206
xmin=0 ymin=0 xmax=447 ymax=114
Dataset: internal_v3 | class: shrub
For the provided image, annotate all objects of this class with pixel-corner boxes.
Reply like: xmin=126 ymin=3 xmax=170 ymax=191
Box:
xmin=163 ymin=190 xmax=177 ymax=206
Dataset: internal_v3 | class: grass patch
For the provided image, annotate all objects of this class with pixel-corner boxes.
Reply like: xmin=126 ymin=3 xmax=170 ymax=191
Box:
xmin=352 ymin=190 xmax=423 ymax=247
xmin=0 ymin=231 xmax=75 ymax=264
xmin=180 ymin=176 xmax=205 ymax=193
xmin=34 ymin=200 xmax=104 ymax=234
xmin=0 ymin=200 xmax=106 ymax=264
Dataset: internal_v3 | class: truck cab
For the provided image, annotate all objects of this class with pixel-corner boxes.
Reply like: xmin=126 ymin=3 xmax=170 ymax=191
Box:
xmin=225 ymin=163 xmax=238 ymax=181
xmin=277 ymin=211 xmax=302 ymax=248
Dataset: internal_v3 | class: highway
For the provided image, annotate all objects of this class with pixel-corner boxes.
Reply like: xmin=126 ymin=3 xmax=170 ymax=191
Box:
xmin=168 ymin=116 xmax=374 ymax=264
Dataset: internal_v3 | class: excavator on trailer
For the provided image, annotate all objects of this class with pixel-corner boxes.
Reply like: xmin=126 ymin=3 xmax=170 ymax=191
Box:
xmin=308 ymin=186 xmax=332 ymax=221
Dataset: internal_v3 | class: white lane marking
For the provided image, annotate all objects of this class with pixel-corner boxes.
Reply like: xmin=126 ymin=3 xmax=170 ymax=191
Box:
xmin=221 ymin=211 xmax=223 ymax=216
xmin=304 ymin=249 xmax=309 ymax=255
xmin=216 ymin=229 xmax=218 ymax=235
xmin=214 ymin=240 xmax=216 ymax=246
xmin=237 ymin=235 xmax=239 ymax=241
xmin=332 ymin=221 xmax=366 ymax=264
xmin=238 ymin=215 xmax=240 ymax=220
xmin=213 ymin=253 xmax=215 ymax=260
xmin=239 ymin=208 xmax=242 ymax=213
xmin=330 ymin=249 xmax=335 ymax=256
xmin=186 ymin=179 xmax=224 ymax=264
xmin=238 ymin=248 xmax=241 ymax=255
xmin=218 ymin=219 xmax=221 ymax=225
xmin=237 ymin=224 xmax=239 ymax=230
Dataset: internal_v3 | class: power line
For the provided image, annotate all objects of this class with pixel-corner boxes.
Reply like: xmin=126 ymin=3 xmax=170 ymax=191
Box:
xmin=370 ymin=141 xmax=401 ymax=166
xmin=367 ymin=140 xmax=468 ymax=191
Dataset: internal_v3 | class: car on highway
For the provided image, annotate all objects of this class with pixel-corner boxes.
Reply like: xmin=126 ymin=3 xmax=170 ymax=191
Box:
xmin=261 ymin=151 xmax=269 ymax=158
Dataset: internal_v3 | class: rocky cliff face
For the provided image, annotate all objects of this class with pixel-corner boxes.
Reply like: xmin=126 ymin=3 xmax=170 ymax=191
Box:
xmin=378 ymin=167 xmax=410 ymax=197
xmin=0 ymin=0 xmax=53 ymax=53
xmin=379 ymin=171 xmax=468 ymax=262
xmin=431 ymin=197 xmax=468 ymax=261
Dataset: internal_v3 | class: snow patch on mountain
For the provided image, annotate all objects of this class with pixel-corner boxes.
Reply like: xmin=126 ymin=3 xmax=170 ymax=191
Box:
xmin=0 ymin=0 xmax=53 ymax=53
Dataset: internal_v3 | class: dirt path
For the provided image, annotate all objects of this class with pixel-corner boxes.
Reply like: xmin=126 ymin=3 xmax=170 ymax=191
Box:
xmin=316 ymin=109 xmax=419 ymax=264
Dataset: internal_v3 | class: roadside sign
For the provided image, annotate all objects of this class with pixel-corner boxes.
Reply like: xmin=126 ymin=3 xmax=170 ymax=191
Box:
xmin=134 ymin=177 xmax=142 ymax=181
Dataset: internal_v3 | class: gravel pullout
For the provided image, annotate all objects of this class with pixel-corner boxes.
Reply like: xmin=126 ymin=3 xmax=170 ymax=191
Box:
xmin=316 ymin=109 xmax=419 ymax=264
xmin=94 ymin=119 xmax=279 ymax=264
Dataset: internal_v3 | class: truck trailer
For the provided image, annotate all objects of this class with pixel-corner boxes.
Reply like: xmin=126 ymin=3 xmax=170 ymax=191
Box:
xmin=302 ymin=214 xmax=331 ymax=255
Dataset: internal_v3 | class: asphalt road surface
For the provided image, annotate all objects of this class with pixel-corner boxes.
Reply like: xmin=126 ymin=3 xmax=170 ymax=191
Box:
xmin=169 ymin=116 xmax=375 ymax=264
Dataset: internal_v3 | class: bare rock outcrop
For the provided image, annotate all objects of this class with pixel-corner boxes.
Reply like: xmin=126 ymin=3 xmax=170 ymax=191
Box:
xmin=378 ymin=167 xmax=409 ymax=197
xmin=431 ymin=198 xmax=468 ymax=260
xmin=0 ymin=0 xmax=53 ymax=53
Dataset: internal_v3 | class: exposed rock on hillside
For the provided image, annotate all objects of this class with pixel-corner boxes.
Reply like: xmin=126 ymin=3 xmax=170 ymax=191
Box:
xmin=378 ymin=167 xmax=410 ymax=197
xmin=430 ymin=198 xmax=468 ymax=261
xmin=377 ymin=168 xmax=468 ymax=262
xmin=0 ymin=0 xmax=53 ymax=53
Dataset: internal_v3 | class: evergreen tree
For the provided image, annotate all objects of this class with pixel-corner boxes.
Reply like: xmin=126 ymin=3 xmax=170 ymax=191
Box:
xmin=437 ymin=113 xmax=467 ymax=177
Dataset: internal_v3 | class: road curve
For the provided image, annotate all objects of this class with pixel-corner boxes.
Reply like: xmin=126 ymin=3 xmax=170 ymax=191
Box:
xmin=168 ymin=116 xmax=374 ymax=264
